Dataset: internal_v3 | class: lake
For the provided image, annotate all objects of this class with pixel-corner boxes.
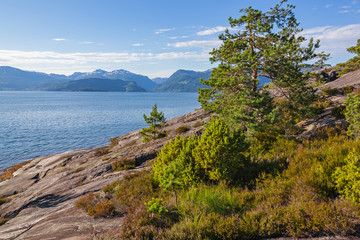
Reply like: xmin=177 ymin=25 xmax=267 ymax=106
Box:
xmin=0 ymin=91 xmax=201 ymax=170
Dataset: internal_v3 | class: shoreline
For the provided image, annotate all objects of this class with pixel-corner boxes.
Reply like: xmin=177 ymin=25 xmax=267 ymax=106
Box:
xmin=0 ymin=109 xmax=211 ymax=240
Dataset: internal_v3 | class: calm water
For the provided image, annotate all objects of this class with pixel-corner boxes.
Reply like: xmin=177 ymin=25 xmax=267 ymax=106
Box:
xmin=0 ymin=91 xmax=201 ymax=170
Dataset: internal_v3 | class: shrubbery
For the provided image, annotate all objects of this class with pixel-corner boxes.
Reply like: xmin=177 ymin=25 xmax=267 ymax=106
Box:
xmin=345 ymin=93 xmax=360 ymax=137
xmin=333 ymin=151 xmax=360 ymax=203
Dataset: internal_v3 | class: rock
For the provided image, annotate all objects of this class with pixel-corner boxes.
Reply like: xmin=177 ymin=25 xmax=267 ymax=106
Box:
xmin=0 ymin=109 xmax=211 ymax=240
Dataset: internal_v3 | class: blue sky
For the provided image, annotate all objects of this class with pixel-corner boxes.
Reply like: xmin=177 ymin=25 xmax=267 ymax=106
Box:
xmin=0 ymin=0 xmax=359 ymax=78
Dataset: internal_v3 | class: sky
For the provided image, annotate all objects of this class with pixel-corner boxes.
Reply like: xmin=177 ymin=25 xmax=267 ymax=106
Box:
xmin=0 ymin=0 xmax=359 ymax=78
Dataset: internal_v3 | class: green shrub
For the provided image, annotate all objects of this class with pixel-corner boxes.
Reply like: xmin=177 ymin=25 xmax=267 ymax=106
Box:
xmin=333 ymin=151 xmax=360 ymax=203
xmin=145 ymin=197 xmax=168 ymax=216
xmin=112 ymin=158 xmax=136 ymax=171
xmin=345 ymin=93 xmax=360 ymax=137
xmin=331 ymin=105 xmax=346 ymax=119
xmin=75 ymin=192 xmax=116 ymax=217
xmin=193 ymin=118 xmax=249 ymax=183
xmin=321 ymin=87 xmax=339 ymax=96
xmin=343 ymin=86 xmax=354 ymax=94
xmin=153 ymin=136 xmax=200 ymax=203
xmin=175 ymin=125 xmax=190 ymax=134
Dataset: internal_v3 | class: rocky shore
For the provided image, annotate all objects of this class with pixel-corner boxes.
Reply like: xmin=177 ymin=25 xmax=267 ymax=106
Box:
xmin=0 ymin=109 xmax=211 ymax=240
xmin=1 ymin=69 xmax=360 ymax=240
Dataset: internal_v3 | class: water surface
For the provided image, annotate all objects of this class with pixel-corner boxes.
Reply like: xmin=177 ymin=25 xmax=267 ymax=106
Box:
xmin=0 ymin=91 xmax=200 ymax=169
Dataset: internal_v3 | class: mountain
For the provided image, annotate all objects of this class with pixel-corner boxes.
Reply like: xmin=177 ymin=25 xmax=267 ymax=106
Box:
xmin=152 ymin=77 xmax=168 ymax=85
xmin=45 ymin=78 xmax=146 ymax=92
xmin=0 ymin=66 xmax=66 ymax=91
xmin=66 ymin=69 xmax=157 ymax=91
xmin=154 ymin=69 xmax=212 ymax=92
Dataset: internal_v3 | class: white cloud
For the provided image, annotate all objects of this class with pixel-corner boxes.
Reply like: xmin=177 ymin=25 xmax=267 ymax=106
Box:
xmin=341 ymin=5 xmax=351 ymax=8
xmin=353 ymin=0 xmax=358 ymax=4
xmin=0 ymin=49 xmax=210 ymax=74
xmin=167 ymin=40 xmax=221 ymax=48
xmin=325 ymin=4 xmax=334 ymax=8
xmin=155 ymin=28 xmax=175 ymax=34
xmin=78 ymin=41 xmax=93 ymax=45
xmin=339 ymin=10 xmax=350 ymax=13
xmin=132 ymin=43 xmax=144 ymax=47
xmin=301 ymin=24 xmax=360 ymax=59
xmin=168 ymin=36 xmax=188 ymax=40
xmin=53 ymin=38 xmax=67 ymax=41
xmin=197 ymin=26 xmax=227 ymax=36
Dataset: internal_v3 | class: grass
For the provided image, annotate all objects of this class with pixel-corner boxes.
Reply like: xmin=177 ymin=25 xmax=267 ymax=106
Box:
xmin=0 ymin=160 xmax=32 ymax=182
xmin=112 ymin=158 xmax=136 ymax=171
xmin=0 ymin=197 xmax=9 ymax=205
xmin=321 ymin=87 xmax=339 ymax=96
xmin=0 ymin=218 xmax=9 ymax=226
xmin=175 ymin=125 xmax=190 ymax=134
xmin=94 ymin=147 xmax=110 ymax=157
xmin=75 ymin=129 xmax=360 ymax=239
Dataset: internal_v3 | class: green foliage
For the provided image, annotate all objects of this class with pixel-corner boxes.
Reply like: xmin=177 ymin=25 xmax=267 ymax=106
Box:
xmin=331 ymin=105 xmax=346 ymax=119
xmin=140 ymin=104 xmax=166 ymax=142
xmin=345 ymin=93 xmax=360 ymax=137
xmin=75 ymin=192 xmax=116 ymax=217
xmin=154 ymin=119 xmax=249 ymax=192
xmin=337 ymin=39 xmax=360 ymax=76
xmin=112 ymin=158 xmax=136 ymax=171
xmin=193 ymin=118 xmax=249 ymax=183
xmin=154 ymin=135 xmax=201 ymax=202
xmin=175 ymin=125 xmax=190 ymax=134
xmin=145 ymin=197 xmax=169 ymax=216
xmin=198 ymin=0 xmax=327 ymax=135
xmin=343 ymin=86 xmax=354 ymax=94
xmin=321 ymin=87 xmax=339 ymax=96
xmin=333 ymin=151 xmax=360 ymax=203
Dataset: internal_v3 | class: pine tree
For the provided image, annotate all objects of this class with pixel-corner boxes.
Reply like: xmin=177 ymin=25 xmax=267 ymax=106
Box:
xmin=140 ymin=104 xmax=166 ymax=142
xmin=198 ymin=0 xmax=328 ymax=135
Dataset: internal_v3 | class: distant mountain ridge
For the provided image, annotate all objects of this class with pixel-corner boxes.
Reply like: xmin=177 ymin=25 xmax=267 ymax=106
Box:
xmin=45 ymin=78 xmax=146 ymax=92
xmin=0 ymin=66 xmax=157 ymax=91
xmin=51 ymin=68 xmax=157 ymax=91
xmin=154 ymin=69 xmax=212 ymax=92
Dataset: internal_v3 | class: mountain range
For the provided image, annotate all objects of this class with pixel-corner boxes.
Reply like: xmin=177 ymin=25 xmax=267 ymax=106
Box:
xmin=0 ymin=66 xmax=271 ymax=92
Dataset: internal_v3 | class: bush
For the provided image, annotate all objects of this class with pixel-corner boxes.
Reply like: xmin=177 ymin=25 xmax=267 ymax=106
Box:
xmin=321 ymin=87 xmax=339 ymax=96
xmin=75 ymin=192 xmax=116 ymax=218
xmin=193 ymin=118 xmax=249 ymax=183
xmin=345 ymin=93 xmax=360 ymax=137
xmin=153 ymin=136 xmax=201 ymax=203
xmin=175 ymin=125 xmax=190 ymax=134
xmin=343 ymin=86 xmax=354 ymax=94
xmin=333 ymin=151 xmax=360 ymax=203
xmin=331 ymin=105 xmax=346 ymax=119
xmin=112 ymin=158 xmax=135 ymax=171
xmin=192 ymin=121 xmax=202 ymax=128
